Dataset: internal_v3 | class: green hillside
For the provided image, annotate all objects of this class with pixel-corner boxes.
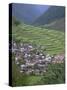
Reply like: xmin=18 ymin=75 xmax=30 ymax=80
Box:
xmin=12 ymin=20 xmax=65 ymax=86
xmin=12 ymin=22 xmax=64 ymax=55
xmin=41 ymin=18 xmax=65 ymax=31
xmin=33 ymin=6 xmax=65 ymax=25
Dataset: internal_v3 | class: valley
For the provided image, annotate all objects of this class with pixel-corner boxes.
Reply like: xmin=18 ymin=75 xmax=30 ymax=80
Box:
xmin=11 ymin=21 xmax=65 ymax=86
xmin=11 ymin=4 xmax=65 ymax=86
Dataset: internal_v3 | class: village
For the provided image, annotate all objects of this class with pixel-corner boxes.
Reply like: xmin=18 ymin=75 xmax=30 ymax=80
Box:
xmin=11 ymin=41 xmax=64 ymax=75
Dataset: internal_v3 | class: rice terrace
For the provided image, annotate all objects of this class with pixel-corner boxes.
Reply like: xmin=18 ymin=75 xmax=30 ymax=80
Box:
xmin=9 ymin=3 xmax=65 ymax=86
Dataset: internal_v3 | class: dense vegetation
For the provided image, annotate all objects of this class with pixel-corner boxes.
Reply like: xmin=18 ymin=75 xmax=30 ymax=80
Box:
xmin=11 ymin=18 xmax=65 ymax=86
xmin=41 ymin=18 xmax=65 ymax=31
xmin=39 ymin=63 xmax=65 ymax=84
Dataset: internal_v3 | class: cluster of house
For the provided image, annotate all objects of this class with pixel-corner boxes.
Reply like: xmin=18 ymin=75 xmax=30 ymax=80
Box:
xmin=11 ymin=41 xmax=65 ymax=75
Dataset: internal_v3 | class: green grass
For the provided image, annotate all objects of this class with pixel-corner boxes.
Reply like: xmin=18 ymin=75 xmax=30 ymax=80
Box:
xmin=40 ymin=63 xmax=65 ymax=84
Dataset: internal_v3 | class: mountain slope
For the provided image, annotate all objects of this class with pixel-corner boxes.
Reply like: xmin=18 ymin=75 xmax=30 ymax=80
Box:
xmin=12 ymin=3 xmax=49 ymax=24
xmin=41 ymin=18 xmax=65 ymax=31
xmin=33 ymin=6 xmax=65 ymax=25
xmin=12 ymin=22 xmax=64 ymax=55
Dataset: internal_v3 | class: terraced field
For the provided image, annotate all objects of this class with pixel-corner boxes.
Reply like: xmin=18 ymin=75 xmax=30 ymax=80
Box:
xmin=12 ymin=23 xmax=65 ymax=55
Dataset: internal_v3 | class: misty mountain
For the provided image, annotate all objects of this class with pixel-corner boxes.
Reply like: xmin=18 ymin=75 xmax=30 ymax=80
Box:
xmin=12 ymin=3 xmax=49 ymax=24
xmin=41 ymin=18 xmax=65 ymax=31
xmin=33 ymin=6 xmax=65 ymax=25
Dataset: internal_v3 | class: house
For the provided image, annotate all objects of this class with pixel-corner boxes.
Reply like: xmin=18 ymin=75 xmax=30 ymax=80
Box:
xmin=15 ymin=57 xmax=18 ymax=61
xmin=45 ymin=56 xmax=52 ymax=63
xmin=26 ymin=62 xmax=35 ymax=67
xmin=20 ymin=64 xmax=26 ymax=68
xmin=37 ymin=64 xmax=45 ymax=68
xmin=39 ymin=53 xmax=43 ymax=56
xmin=52 ymin=54 xmax=64 ymax=64
xmin=20 ymin=64 xmax=27 ymax=71
xmin=20 ymin=47 xmax=25 ymax=52
xmin=28 ymin=45 xmax=33 ymax=49
xmin=13 ymin=42 xmax=16 ymax=47
xmin=42 ymin=56 xmax=45 ymax=59
xmin=24 ymin=53 xmax=28 ymax=58
xmin=35 ymin=55 xmax=39 ymax=59
xmin=15 ymin=56 xmax=20 ymax=64
xmin=16 ymin=61 xmax=19 ymax=65
xmin=20 ymin=70 xmax=24 ymax=73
